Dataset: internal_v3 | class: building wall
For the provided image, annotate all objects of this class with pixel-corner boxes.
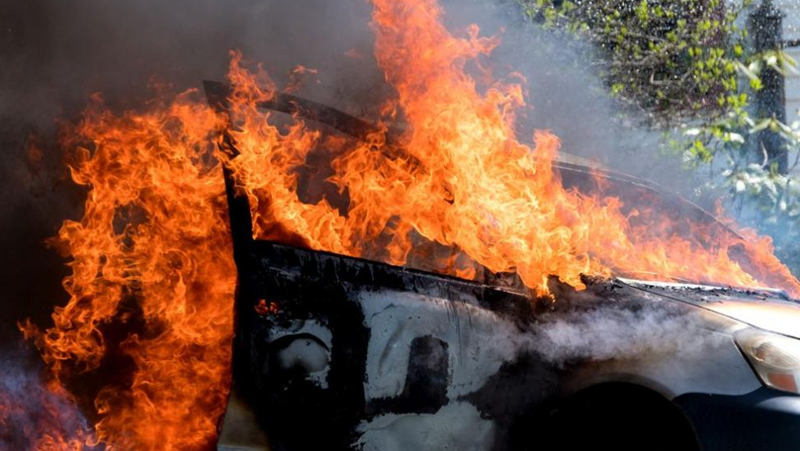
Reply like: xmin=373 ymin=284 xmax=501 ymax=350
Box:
xmin=771 ymin=0 xmax=800 ymax=274
xmin=768 ymin=0 xmax=800 ymax=173
xmin=775 ymin=0 xmax=800 ymax=126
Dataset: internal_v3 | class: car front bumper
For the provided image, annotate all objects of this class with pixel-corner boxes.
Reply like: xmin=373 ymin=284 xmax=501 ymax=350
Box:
xmin=675 ymin=387 xmax=800 ymax=451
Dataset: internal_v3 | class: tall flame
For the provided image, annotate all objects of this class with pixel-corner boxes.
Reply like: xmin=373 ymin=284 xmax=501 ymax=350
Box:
xmin=227 ymin=0 xmax=800 ymax=294
xmin=20 ymin=92 xmax=234 ymax=450
xmin=9 ymin=0 xmax=800 ymax=449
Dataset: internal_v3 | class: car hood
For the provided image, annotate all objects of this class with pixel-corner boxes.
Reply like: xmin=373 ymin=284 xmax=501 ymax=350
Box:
xmin=618 ymin=279 xmax=800 ymax=339
xmin=701 ymin=300 xmax=800 ymax=339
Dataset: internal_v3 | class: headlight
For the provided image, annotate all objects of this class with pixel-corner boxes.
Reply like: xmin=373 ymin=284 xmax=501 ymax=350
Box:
xmin=736 ymin=328 xmax=800 ymax=395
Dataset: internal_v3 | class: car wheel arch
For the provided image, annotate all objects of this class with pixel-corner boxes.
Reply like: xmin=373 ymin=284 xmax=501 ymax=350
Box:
xmin=511 ymin=381 xmax=701 ymax=451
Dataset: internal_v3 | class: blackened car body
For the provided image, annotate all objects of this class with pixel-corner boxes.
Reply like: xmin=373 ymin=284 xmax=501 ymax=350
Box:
xmin=203 ymin=83 xmax=800 ymax=451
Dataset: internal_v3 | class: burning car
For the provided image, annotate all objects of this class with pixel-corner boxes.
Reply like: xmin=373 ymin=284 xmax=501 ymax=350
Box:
xmin=9 ymin=1 xmax=800 ymax=449
xmin=206 ymin=82 xmax=800 ymax=451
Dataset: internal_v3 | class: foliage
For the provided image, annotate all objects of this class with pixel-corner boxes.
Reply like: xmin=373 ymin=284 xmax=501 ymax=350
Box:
xmin=519 ymin=0 xmax=800 ymax=276
xmin=522 ymin=0 xmax=753 ymax=124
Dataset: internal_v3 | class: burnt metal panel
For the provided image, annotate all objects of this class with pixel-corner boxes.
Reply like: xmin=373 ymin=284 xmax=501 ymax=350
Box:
xmin=201 ymin=81 xmax=732 ymax=451
xmin=203 ymin=80 xmax=548 ymax=449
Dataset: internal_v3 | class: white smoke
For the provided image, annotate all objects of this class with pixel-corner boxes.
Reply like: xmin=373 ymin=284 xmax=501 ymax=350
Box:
xmin=0 ymin=344 xmax=93 ymax=449
xmin=531 ymin=302 xmax=726 ymax=365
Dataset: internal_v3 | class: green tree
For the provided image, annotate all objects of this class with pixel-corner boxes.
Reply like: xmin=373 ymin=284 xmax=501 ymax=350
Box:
xmin=519 ymin=0 xmax=800 ymax=275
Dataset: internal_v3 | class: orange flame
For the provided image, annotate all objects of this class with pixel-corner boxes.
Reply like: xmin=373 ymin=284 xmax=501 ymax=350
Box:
xmin=12 ymin=0 xmax=800 ymax=449
xmin=20 ymin=91 xmax=234 ymax=450
xmin=226 ymin=0 xmax=800 ymax=295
